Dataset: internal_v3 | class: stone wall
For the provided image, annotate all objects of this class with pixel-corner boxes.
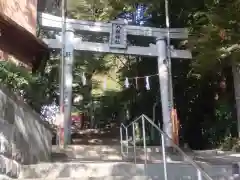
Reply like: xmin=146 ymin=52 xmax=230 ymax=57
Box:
xmin=0 ymin=85 xmax=52 ymax=165
xmin=0 ymin=0 xmax=37 ymax=35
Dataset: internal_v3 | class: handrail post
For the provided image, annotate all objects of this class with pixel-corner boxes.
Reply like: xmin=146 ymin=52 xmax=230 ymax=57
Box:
xmin=152 ymin=102 xmax=157 ymax=142
xmin=132 ymin=123 xmax=137 ymax=164
xmin=0 ymin=137 xmax=2 ymax=154
xmin=126 ymin=127 xmax=129 ymax=156
xmin=142 ymin=116 xmax=147 ymax=169
xmin=197 ymin=169 xmax=202 ymax=180
xmin=120 ymin=125 xmax=123 ymax=155
xmin=161 ymin=133 xmax=168 ymax=180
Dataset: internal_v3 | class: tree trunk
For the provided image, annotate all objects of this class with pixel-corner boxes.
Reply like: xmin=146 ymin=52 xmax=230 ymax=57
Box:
xmin=232 ymin=62 xmax=240 ymax=137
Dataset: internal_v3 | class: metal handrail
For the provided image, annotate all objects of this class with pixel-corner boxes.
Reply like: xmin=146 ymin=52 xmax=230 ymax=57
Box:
xmin=120 ymin=114 xmax=213 ymax=180
xmin=143 ymin=114 xmax=212 ymax=180
xmin=125 ymin=116 xmax=143 ymax=128
xmin=120 ymin=115 xmax=143 ymax=156
xmin=120 ymin=123 xmax=128 ymax=156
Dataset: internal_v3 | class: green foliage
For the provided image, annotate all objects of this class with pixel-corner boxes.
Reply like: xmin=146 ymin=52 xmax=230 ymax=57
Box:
xmin=188 ymin=0 xmax=240 ymax=74
xmin=0 ymin=60 xmax=57 ymax=112
xmin=67 ymin=0 xmax=122 ymax=20
xmin=0 ymin=62 xmax=30 ymax=91
xmin=220 ymin=136 xmax=240 ymax=152
xmin=35 ymin=0 xmax=240 ymax=149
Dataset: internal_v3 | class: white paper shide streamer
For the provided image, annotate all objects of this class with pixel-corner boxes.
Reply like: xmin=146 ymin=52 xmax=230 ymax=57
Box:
xmin=135 ymin=78 xmax=138 ymax=89
xmin=125 ymin=77 xmax=129 ymax=88
xmin=145 ymin=76 xmax=150 ymax=90
xmin=124 ymin=74 xmax=157 ymax=90
xmin=82 ymin=72 xmax=86 ymax=85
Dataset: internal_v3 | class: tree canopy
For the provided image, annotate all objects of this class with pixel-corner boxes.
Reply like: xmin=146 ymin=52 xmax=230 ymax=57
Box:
xmin=1 ymin=0 xmax=240 ymax=150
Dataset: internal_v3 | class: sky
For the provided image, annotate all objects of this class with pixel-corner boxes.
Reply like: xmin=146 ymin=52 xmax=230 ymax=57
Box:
xmin=117 ymin=4 xmax=151 ymax=26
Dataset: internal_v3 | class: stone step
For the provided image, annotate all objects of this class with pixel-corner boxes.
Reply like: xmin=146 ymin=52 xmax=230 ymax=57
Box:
xmin=192 ymin=150 xmax=240 ymax=165
xmin=0 ymin=174 xmax=13 ymax=180
xmin=52 ymin=145 xmax=217 ymax=164
xmin=70 ymin=128 xmax=120 ymax=145
xmin=52 ymin=145 xmax=123 ymax=161
xmin=3 ymin=177 xmax=155 ymax=180
xmin=19 ymin=161 xmax=232 ymax=179
xmin=1 ymin=175 xmax=233 ymax=180
xmin=51 ymin=145 xmax=183 ymax=162
xmin=0 ymin=155 xmax=20 ymax=178
xmin=0 ymin=176 xmax=197 ymax=180
xmin=51 ymin=145 xmax=240 ymax=165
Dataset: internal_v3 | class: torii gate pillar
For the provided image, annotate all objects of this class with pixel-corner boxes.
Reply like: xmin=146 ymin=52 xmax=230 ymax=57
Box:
xmin=62 ymin=25 xmax=75 ymax=146
xmin=156 ymin=37 xmax=172 ymax=146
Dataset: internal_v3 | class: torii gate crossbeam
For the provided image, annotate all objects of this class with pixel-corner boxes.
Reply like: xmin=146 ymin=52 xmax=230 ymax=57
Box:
xmin=39 ymin=13 xmax=188 ymax=39
xmin=43 ymin=38 xmax=192 ymax=59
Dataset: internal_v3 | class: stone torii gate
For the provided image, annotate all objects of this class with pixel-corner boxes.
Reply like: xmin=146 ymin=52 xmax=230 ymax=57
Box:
xmin=39 ymin=13 xmax=192 ymax=146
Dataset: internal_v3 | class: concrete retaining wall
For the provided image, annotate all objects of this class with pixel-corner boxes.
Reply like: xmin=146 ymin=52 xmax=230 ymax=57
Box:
xmin=0 ymin=85 xmax=52 ymax=165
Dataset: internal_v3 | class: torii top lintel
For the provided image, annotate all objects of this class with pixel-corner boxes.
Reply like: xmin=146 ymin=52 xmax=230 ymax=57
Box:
xmin=39 ymin=13 xmax=188 ymax=39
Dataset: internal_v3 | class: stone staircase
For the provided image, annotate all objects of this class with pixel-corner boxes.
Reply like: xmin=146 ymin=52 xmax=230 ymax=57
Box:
xmin=0 ymin=127 xmax=237 ymax=180
xmin=12 ymin=144 xmax=233 ymax=180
